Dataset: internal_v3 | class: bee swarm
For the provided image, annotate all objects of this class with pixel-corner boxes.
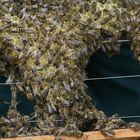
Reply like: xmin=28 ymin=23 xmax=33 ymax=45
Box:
xmin=0 ymin=0 xmax=140 ymax=138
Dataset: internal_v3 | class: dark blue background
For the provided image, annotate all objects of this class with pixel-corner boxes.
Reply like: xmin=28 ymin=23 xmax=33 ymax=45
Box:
xmin=0 ymin=76 xmax=34 ymax=117
xmin=86 ymin=43 xmax=140 ymax=122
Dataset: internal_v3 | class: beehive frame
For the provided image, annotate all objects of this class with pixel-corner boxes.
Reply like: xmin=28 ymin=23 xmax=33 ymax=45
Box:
xmin=0 ymin=0 xmax=140 ymax=138
xmin=1 ymin=129 xmax=140 ymax=140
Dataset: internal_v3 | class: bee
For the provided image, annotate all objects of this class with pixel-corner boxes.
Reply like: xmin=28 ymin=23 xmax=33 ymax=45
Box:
xmin=35 ymin=76 xmax=42 ymax=84
xmin=101 ymin=44 xmax=106 ymax=52
xmin=19 ymin=7 xmax=29 ymax=20
xmin=70 ymin=78 xmax=74 ymax=87
xmin=101 ymin=17 xmax=111 ymax=25
xmin=42 ymin=87 xmax=49 ymax=97
xmin=63 ymin=82 xmax=71 ymax=92
xmin=129 ymin=122 xmax=140 ymax=131
xmin=0 ymin=26 xmax=7 ymax=33
xmin=0 ymin=117 xmax=10 ymax=125
xmin=31 ymin=5 xmax=39 ymax=9
xmin=1 ymin=37 xmax=12 ymax=46
xmin=33 ymin=86 xmax=39 ymax=96
xmin=17 ymin=127 xmax=26 ymax=134
xmin=16 ymin=85 xmax=24 ymax=92
xmin=47 ymin=104 xmax=53 ymax=114
xmin=90 ymin=2 xmax=97 ymax=13
xmin=33 ymin=51 xmax=42 ymax=59
xmin=5 ymin=131 xmax=18 ymax=138
xmin=0 ymin=5 xmax=9 ymax=14
xmin=82 ymin=2 xmax=90 ymax=12
xmin=6 ymin=75 xmax=13 ymax=84
xmin=29 ymin=127 xmax=42 ymax=136
xmin=61 ymin=99 xmax=70 ymax=107
xmin=18 ymin=51 xmax=26 ymax=60
xmin=21 ymin=115 xmax=30 ymax=125
xmin=0 ymin=0 xmax=140 ymax=138
xmin=126 ymin=25 xmax=131 ymax=32
xmin=56 ymin=124 xmax=82 ymax=137
xmin=94 ymin=10 xmax=102 ymax=20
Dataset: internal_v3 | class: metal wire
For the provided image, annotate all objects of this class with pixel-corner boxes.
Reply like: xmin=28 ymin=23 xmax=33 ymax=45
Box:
xmin=85 ymin=74 xmax=140 ymax=81
xmin=0 ymin=82 xmax=23 ymax=85
xmin=0 ymin=74 xmax=140 ymax=85
xmin=119 ymin=115 xmax=140 ymax=119
xmin=29 ymin=115 xmax=140 ymax=123
xmin=103 ymin=39 xmax=130 ymax=43
xmin=30 ymin=120 xmax=64 ymax=123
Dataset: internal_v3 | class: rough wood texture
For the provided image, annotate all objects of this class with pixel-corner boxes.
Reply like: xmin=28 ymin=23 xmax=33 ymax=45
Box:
xmin=2 ymin=129 xmax=140 ymax=140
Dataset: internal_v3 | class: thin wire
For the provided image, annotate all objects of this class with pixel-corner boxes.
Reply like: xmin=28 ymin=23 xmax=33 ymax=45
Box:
xmin=30 ymin=120 xmax=64 ymax=123
xmin=103 ymin=40 xmax=130 ymax=43
xmin=29 ymin=115 xmax=140 ymax=123
xmin=85 ymin=74 xmax=140 ymax=81
xmin=0 ymin=100 xmax=10 ymax=105
xmin=0 ymin=82 xmax=23 ymax=85
xmin=119 ymin=115 xmax=140 ymax=119
xmin=0 ymin=74 xmax=140 ymax=84
xmin=118 ymin=40 xmax=130 ymax=43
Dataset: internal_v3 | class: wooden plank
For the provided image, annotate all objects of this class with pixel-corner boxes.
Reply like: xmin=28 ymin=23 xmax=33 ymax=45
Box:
xmin=1 ymin=129 xmax=140 ymax=140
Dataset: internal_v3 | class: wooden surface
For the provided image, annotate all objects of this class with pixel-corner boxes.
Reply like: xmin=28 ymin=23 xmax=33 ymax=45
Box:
xmin=1 ymin=129 xmax=140 ymax=140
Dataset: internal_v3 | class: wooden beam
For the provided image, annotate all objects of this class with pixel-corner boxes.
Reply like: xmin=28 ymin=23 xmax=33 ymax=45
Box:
xmin=2 ymin=129 xmax=140 ymax=140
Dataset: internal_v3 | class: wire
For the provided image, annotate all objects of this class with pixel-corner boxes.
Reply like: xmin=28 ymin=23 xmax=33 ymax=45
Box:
xmin=103 ymin=39 xmax=130 ymax=43
xmin=0 ymin=82 xmax=23 ymax=85
xmin=30 ymin=120 xmax=64 ymax=123
xmin=85 ymin=74 xmax=140 ymax=81
xmin=119 ymin=115 xmax=140 ymax=119
xmin=0 ymin=74 xmax=140 ymax=84
xmin=29 ymin=115 xmax=140 ymax=123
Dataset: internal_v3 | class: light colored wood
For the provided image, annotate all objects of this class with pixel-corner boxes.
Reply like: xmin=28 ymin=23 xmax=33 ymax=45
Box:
xmin=1 ymin=129 xmax=140 ymax=140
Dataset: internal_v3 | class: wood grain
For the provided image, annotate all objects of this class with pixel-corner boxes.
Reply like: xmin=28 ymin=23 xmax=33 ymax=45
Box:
xmin=1 ymin=129 xmax=140 ymax=140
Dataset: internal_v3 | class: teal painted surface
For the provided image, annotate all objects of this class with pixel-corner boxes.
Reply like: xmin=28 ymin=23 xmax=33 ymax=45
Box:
xmin=0 ymin=76 xmax=34 ymax=116
xmin=86 ymin=43 xmax=140 ymax=122
xmin=0 ymin=76 xmax=11 ymax=116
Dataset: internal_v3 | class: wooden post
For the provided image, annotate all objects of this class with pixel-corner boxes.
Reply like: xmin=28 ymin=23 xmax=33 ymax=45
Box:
xmin=2 ymin=129 xmax=140 ymax=140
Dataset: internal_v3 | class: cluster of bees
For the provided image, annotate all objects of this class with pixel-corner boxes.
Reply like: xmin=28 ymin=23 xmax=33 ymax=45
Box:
xmin=0 ymin=0 xmax=140 ymax=138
